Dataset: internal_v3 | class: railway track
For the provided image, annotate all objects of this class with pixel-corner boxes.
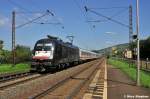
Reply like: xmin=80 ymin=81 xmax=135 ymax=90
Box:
xmin=0 ymin=73 xmax=42 ymax=90
xmin=0 ymin=72 xmax=32 ymax=82
xmin=29 ymin=58 xmax=104 ymax=99
xmin=0 ymin=61 xmax=91 ymax=86
xmin=0 ymin=58 xmax=103 ymax=99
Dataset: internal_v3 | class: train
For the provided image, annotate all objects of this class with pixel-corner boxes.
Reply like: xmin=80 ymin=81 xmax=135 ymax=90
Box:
xmin=30 ymin=35 xmax=100 ymax=72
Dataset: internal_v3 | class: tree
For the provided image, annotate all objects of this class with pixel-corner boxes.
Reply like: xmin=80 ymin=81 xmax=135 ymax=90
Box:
xmin=140 ymin=36 xmax=150 ymax=59
xmin=0 ymin=40 xmax=3 ymax=50
xmin=0 ymin=50 xmax=12 ymax=63
xmin=15 ymin=45 xmax=31 ymax=63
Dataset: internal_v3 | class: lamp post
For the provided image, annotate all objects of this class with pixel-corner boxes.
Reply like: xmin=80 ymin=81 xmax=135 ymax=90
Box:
xmin=136 ymin=0 xmax=140 ymax=86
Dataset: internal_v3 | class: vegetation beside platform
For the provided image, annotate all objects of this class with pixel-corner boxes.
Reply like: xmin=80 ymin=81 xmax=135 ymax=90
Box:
xmin=108 ymin=58 xmax=150 ymax=88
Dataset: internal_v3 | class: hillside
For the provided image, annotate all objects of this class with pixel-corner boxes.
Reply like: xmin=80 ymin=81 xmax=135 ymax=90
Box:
xmin=94 ymin=43 xmax=129 ymax=55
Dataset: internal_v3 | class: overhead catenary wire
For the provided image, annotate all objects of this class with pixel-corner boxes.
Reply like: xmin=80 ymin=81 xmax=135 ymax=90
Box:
xmin=7 ymin=0 xmax=54 ymax=15
xmin=87 ymin=7 xmax=128 ymax=23
xmin=29 ymin=0 xmax=43 ymax=11
xmin=16 ymin=10 xmax=64 ymax=27
xmin=7 ymin=0 xmax=31 ymax=12
xmin=86 ymin=20 xmax=106 ymax=23
xmin=32 ymin=22 xmax=61 ymax=25
xmin=7 ymin=0 xmax=58 ymax=27
xmin=73 ymin=0 xmax=96 ymax=29
xmin=73 ymin=0 xmax=88 ymax=23
xmin=89 ymin=6 xmax=129 ymax=10
xmin=16 ymin=10 xmax=54 ymax=29
xmin=85 ymin=6 xmax=129 ymax=28
xmin=72 ymin=0 xmax=101 ymax=49
xmin=7 ymin=0 xmax=43 ymax=23
xmin=27 ymin=0 xmax=63 ymax=27
xmin=84 ymin=5 xmax=129 ymax=28
xmin=109 ymin=7 xmax=128 ymax=19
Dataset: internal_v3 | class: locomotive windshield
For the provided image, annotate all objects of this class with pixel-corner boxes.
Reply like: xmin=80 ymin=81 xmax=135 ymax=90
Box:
xmin=35 ymin=43 xmax=52 ymax=51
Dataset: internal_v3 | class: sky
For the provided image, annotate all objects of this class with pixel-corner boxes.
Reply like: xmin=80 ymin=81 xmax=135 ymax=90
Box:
xmin=0 ymin=0 xmax=149 ymax=51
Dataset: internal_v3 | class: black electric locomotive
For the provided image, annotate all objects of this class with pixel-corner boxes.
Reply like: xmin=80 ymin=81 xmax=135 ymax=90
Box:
xmin=31 ymin=35 xmax=79 ymax=72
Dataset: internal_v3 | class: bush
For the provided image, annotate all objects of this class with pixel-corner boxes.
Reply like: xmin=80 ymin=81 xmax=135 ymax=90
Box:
xmin=0 ymin=50 xmax=12 ymax=63
xmin=15 ymin=45 xmax=32 ymax=63
xmin=0 ymin=45 xmax=32 ymax=64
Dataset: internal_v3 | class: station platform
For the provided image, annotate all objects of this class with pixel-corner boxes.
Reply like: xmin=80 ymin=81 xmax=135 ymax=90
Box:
xmin=107 ymin=65 xmax=150 ymax=99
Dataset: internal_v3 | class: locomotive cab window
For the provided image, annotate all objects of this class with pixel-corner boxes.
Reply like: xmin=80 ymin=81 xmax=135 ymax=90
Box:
xmin=35 ymin=43 xmax=53 ymax=51
xmin=35 ymin=44 xmax=43 ymax=51
xmin=44 ymin=43 xmax=53 ymax=51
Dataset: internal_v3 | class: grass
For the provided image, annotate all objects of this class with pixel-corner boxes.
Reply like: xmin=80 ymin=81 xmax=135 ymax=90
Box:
xmin=108 ymin=58 xmax=150 ymax=88
xmin=0 ymin=63 xmax=30 ymax=74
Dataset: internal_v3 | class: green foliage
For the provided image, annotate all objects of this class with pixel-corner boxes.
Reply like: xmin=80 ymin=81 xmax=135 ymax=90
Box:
xmin=97 ymin=36 xmax=150 ymax=59
xmin=108 ymin=58 xmax=150 ymax=88
xmin=0 ymin=63 xmax=30 ymax=74
xmin=0 ymin=50 xmax=12 ymax=63
xmin=140 ymin=36 xmax=150 ymax=59
xmin=15 ymin=45 xmax=31 ymax=63
xmin=130 ymin=36 xmax=150 ymax=59
xmin=0 ymin=40 xmax=3 ymax=50
xmin=0 ymin=45 xmax=32 ymax=64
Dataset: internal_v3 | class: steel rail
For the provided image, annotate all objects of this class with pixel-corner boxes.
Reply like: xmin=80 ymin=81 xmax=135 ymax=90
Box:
xmin=0 ymin=72 xmax=32 ymax=82
xmin=0 ymin=74 xmax=42 ymax=90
